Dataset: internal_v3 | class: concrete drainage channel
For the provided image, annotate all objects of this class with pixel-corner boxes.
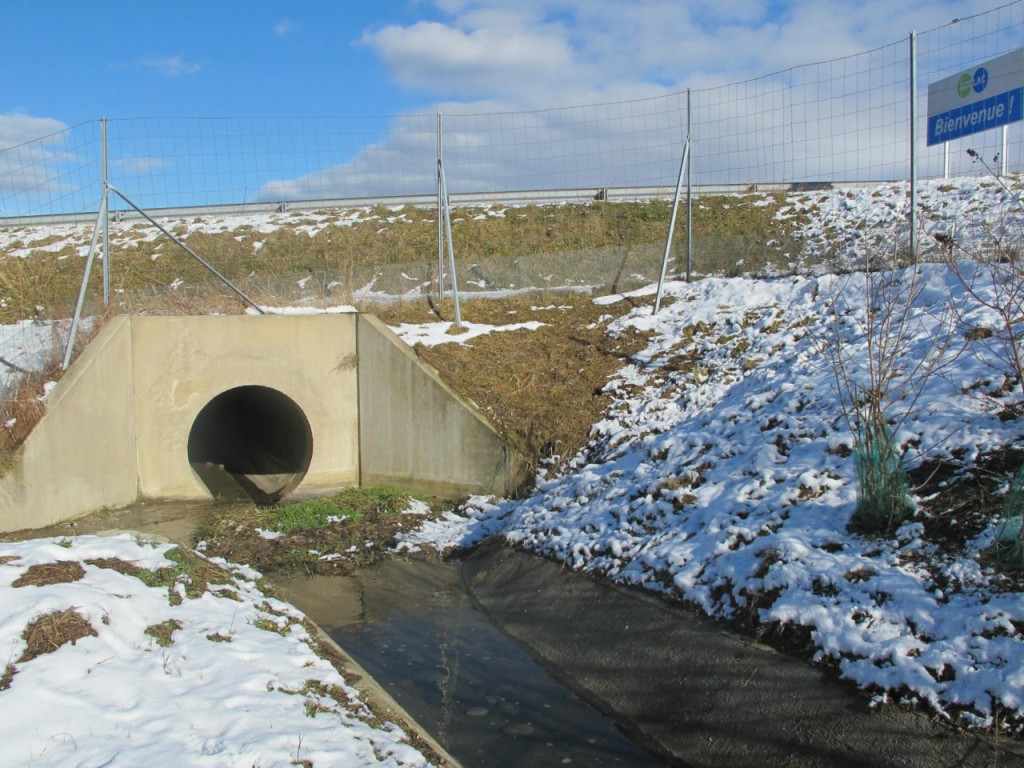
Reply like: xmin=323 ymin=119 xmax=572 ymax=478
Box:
xmin=457 ymin=542 xmax=1024 ymax=768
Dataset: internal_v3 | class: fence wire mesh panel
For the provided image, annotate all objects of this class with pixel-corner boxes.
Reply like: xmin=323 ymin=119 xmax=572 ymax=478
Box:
xmin=690 ymin=40 xmax=911 ymax=185
xmin=442 ymin=93 xmax=688 ymax=195
xmin=0 ymin=120 xmax=103 ymax=219
xmin=105 ymin=114 xmax=439 ymax=212
xmin=2 ymin=2 xmax=1024 ymax=383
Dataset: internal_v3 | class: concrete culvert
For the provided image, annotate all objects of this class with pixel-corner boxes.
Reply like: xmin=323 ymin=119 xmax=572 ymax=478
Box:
xmin=188 ymin=385 xmax=313 ymax=504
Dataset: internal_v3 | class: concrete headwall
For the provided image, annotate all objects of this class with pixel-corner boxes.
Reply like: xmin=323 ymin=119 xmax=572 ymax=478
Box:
xmin=131 ymin=315 xmax=360 ymax=499
xmin=0 ymin=313 xmax=527 ymax=534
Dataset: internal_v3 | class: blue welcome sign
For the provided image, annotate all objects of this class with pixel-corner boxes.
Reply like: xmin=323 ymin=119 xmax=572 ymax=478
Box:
xmin=927 ymin=48 xmax=1024 ymax=146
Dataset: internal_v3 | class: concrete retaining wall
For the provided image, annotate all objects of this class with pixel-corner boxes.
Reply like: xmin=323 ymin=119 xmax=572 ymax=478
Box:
xmin=0 ymin=313 xmax=527 ymax=533
xmin=357 ymin=315 xmax=529 ymax=498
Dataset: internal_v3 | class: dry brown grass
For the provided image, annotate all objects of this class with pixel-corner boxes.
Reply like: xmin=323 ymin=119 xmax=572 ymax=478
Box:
xmin=12 ymin=561 xmax=86 ymax=587
xmin=0 ymin=308 xmax=114 ymax=477
xmin=0 ymin=196 xmax=799 ymax=324
xmin=0 ymin=250 xmax=81 ymax=324
xmin=409 ymin=294 xmax=653 ymax=474
xmin=18 ymin=608 xmax=97 ymax=662
xmin=144 ymin=619 xmax=182 ymax=647
xmin=83 ymin=557 xmax=144 ymax=578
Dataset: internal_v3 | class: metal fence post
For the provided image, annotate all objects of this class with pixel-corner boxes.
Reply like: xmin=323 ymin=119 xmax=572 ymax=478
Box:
xmin=101 ymin=117 xmax=110 ymax=304
xmin=437 ymin=157 xmax=462 ymax=327
xmin=686 ymin=88 xmax=693 ymax=283
xmin=654 ymin=138 xmax=690 ymax=314
xmin=1002 ymin=125 xmax=1009 ymax=176
xmin=909 ymin=31 xmax=918 ymax=261
xmin=436 ymin=113 xmax=445 ymax=300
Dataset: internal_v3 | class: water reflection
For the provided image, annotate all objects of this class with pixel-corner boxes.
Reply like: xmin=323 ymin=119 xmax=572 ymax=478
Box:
xmin=284 ymin=558 xmax=669 ymax=768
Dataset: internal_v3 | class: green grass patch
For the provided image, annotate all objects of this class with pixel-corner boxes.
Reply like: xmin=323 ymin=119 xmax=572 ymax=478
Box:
xmin=265 ymin=486 xmax=410 ymax=534
xmin=144 ymin=619 xmax=182 ymax=647
xmin=125 ymin=546 xmax=238 ymax=602
xmin=196 ymin=486 xmax=431 ymax=575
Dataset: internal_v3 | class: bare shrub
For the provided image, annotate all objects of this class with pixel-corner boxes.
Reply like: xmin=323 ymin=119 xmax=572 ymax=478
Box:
xmin=936 ymin=152 xmax=1024 ymax=403
xmin=933 ymin=151 xmax=1024 ymax=568
xmin=818 ymin=241 xmax=955 ymax=534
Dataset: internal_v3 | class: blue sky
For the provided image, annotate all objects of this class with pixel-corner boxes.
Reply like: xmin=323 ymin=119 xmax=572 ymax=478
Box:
xmin=0 ymin=0 xmax=1015 ymax=212
xmin=1 ymin=0 xmax=1001 ymax=139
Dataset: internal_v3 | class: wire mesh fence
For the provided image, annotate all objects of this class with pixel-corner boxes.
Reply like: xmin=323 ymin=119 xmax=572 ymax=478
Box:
xmin=2 ymin=1 xmax=1024 ymax=379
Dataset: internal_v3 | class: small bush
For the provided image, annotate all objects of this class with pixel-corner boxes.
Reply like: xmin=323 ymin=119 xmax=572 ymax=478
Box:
xmin=990 ymin=465 xmax=1024 ymax=570
xmin=850 ymin=418 xmax=913 ymax=535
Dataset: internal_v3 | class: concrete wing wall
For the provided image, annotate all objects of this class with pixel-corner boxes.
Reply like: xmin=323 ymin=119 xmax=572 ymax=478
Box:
xmin=132 ymin=315 xmax=360 ymax=499
xmin=0 ymin=317 xmax=139 ymax=532
xmin=356 ymin=314 xmax=530 ymax=498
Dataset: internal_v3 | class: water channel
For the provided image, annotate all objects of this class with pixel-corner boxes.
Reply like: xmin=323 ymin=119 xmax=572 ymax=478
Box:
xmin=277 ymin=559 xmax=671 ymax=768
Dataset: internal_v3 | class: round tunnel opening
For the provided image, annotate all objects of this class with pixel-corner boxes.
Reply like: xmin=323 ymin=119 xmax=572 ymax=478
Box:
xmin=188 ymin=385 xmax=313 ymax=504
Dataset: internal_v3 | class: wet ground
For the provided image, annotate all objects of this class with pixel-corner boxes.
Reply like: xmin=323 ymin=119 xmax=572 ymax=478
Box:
xmin=6 ymin=498 xmax=237 ymax=545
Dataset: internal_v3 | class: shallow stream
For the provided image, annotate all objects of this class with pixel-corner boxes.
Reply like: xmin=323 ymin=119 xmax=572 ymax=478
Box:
xmin=276 ymin=558 xmax=670 ymax=768
xmin=12 ymin=500 xmax=1019 ymax=767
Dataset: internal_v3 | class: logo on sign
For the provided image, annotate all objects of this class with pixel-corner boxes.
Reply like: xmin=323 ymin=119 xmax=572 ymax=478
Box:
xmin=959 ymin=67 xmax=989 ymax=98
xmin=974 ymin=67 xmax=989 ymax=94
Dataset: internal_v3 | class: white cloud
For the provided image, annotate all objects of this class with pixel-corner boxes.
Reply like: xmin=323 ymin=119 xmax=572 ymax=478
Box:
xmin=0 ymin=113 xmax=68 ymax=150
xmin=139 ymin=54 xmax=201 ymax=78
xmin=365 ymin=0 xmax=1001 ymax=105
xmin=363 ymin=20 xmax=574 ymax=99
xmin=274 ymin=18 xmax=298 ymax=35
xmin=0 ymin=113 xmax=73 ymax=201
xmin=113 ymin=156 xmax=166 ymax=176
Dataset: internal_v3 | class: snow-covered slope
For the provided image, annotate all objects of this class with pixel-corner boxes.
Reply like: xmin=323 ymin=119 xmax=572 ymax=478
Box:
xmin=402 ymin=256 xmax=1024 ymax=732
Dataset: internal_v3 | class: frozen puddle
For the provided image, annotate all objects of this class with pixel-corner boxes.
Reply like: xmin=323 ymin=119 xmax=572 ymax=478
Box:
xmin=275 ymin=557 xmax=668 ymax=767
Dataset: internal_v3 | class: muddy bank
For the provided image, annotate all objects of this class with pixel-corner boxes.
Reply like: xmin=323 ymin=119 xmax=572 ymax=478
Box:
xmin=461 ymin=539 xmax=1024 ymax=768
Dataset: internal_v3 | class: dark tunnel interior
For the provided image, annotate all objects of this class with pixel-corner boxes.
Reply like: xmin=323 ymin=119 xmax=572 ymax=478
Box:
xmin=187 ymin=385 xmax=313 ymax=503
